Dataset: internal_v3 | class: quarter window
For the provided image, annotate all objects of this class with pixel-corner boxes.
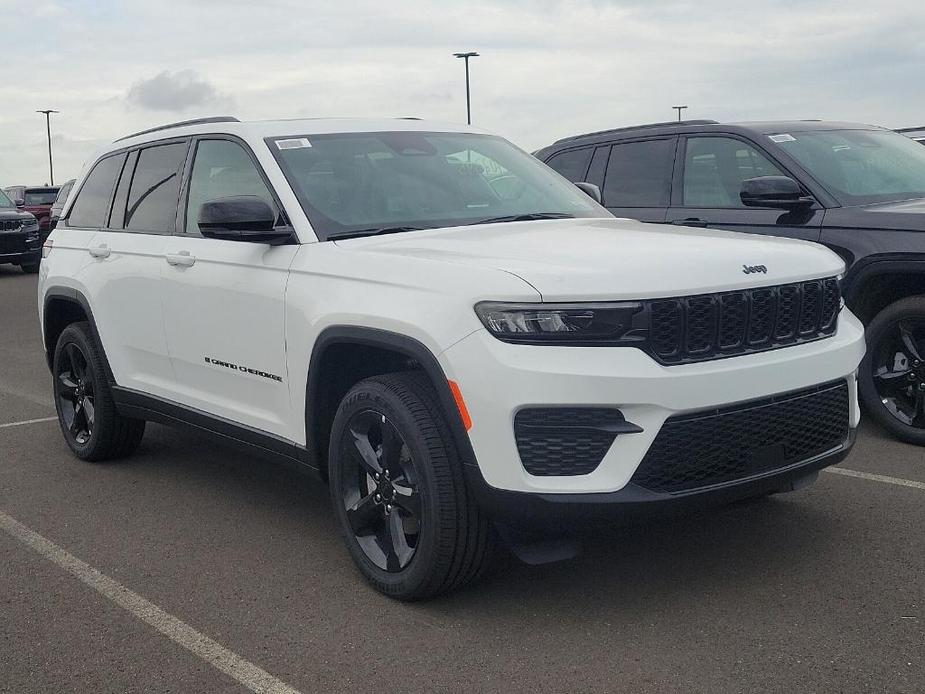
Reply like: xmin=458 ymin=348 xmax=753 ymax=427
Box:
xmin=545 ymin=148 xmax=593 ymax=183
xmin=125 ymin=142 xmax=188 ymax=233
xmin=683 ymin=137 xmax=784 ymax=208
xmin=67 ymin=154 xmax=126 ymax=229
xmin=601 ymin=139 xmax=675 ymax=207
xmin=185 ymin=139 xmax=277 ymax=235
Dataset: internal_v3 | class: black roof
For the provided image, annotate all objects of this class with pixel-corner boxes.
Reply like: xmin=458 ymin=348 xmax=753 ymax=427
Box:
xmin=538 ymin=119 xmax=889 ymax=156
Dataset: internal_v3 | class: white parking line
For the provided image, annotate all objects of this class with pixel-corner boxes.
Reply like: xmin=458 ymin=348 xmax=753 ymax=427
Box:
xmin=824 ymin=467 xmax=925 ymax=491
xmin=0 ymin=510 xmax=303 ymax=694
xmin=0 ymin=416 xmax=58 ymax=430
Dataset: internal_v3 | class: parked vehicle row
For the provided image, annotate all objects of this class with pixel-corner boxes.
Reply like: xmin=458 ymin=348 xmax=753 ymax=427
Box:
xmin=39 ymin=116 xmax=864 ymax=599
xmin=538 ymin=119 xmax=925 ymax=445
xmin=0 ymin=188 xmax=41 ymax=272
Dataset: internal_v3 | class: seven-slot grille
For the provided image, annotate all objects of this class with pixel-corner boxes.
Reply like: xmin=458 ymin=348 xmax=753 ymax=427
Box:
xmin=647 ymin=277 xmax=840 ymax=364
xmin=630 ymin=380 xmax=849 ymax=494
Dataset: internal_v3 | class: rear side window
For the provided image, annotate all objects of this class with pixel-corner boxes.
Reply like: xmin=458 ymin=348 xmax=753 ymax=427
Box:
xmin=124 ymin=142 xmax=188 ymax=233
xmin=67 ymin=154 xmax=126 ymax=229
xmin=602 ymin=139 xmax=676 ymax=207
xmin=545 ymin=148 xmax=593 ymax=182
xmin=24 ymin=189 xmax=58 ymax=205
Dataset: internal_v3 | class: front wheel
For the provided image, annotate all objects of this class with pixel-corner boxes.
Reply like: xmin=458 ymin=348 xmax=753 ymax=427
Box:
xmin=859 ymin=296 xmax=925 ymax=446
xmin=328 ymin=372 xmax=496 ymax=600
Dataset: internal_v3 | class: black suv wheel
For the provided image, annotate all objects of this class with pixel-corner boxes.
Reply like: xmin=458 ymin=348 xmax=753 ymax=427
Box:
xmin=53 ymin=322 xmax=146 ymax=461
xmin=859 ymin=297 xmax=925 ymax=446
xmin=328 ymin=372 xmax=496 ymax=600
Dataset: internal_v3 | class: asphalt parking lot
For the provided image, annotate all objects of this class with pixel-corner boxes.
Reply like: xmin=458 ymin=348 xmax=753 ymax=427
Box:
xmin=1 ymin=265 xmax=924 ymax=693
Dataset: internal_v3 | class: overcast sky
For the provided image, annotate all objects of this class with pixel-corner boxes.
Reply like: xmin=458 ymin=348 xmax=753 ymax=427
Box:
xmin=2 ymin=0 xmax=923 ymax=186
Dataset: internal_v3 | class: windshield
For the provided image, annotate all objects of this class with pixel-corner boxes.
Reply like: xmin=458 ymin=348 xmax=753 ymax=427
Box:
xmin=24 ymin=189 xmax=59 ymax=206
xmin=776 ymin=129 xmax=925 ymax=206
xmin=0 ymin=189 xmax=13 ymax=209
xmin=269 ymin=131 xmax=608 ymax=239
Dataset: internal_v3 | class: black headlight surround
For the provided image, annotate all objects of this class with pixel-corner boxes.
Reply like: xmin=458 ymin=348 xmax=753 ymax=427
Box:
xmin=474 ymin=301 xmax=648 ymax=346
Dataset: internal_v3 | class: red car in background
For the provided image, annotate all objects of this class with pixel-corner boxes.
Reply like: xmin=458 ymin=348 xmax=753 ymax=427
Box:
xmin=2 ymin=185 xmax=60 ymax=231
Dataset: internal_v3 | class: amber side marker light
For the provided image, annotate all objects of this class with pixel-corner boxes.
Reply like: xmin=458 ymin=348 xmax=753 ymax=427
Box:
xmin=42 ymin=239 xmax=53 ymax=258
xmin=448 ymin=380 xmax=472 ymax=431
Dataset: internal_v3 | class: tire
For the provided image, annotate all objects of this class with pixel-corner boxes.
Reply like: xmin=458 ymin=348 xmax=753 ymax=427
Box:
xmin=328 ymin=372 xmax=496 ymax=600
xmin=53 ymin=322 xmax=146 ymax=461
xmin=858 ymin=296 xmax=925 ymax=446
xmin=20 ymin=261 xmax=40 ymax=274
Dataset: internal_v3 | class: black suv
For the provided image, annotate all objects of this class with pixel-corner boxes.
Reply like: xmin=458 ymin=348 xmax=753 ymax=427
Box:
xmin=537 ymin=120 xmax=925 ymax=446
xmin=0 ymin=188 xmax=41 ymax=273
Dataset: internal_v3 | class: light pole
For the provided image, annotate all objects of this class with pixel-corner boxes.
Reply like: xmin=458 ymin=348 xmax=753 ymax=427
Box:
xmin=453 ymin=52 xmax=479 ymax=125
xmin=37 ymin=109 xmax=59 ymax=185
xmin=672 ymin=105 xmax=688 ymax=122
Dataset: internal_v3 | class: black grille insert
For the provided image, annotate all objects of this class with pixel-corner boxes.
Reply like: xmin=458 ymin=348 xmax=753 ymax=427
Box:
xmin=515 ymin=408 xmax=639 ymax=476
xmin=630 ymin=381 xmax=850 ymax=494
xmin=646 ymin=277 xmax=841 ymax=364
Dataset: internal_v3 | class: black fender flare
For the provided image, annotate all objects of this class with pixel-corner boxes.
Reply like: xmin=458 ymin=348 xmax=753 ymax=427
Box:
xmin=305 ymin=326 xmax=478 ymax=474
xmin=842 ymin=255 xmax=925 ymax=319
xmin=42 ymin=287 xmax=115 ymax=383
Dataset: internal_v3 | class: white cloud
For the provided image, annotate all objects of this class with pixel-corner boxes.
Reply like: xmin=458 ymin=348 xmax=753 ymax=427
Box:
xmin=1 ymin=0 xmax=924 ymax=185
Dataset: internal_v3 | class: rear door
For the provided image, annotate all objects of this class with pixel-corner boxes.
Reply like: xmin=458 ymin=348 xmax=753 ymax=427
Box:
xmin=160 ymin=136 xmax=297 ymax=438
xmin=70 ymin=142 xmax=185 ymax=396
xmin=666 ymin=135 xmax=824 ymax=242
xmin=594 ymin=138 xmax=677 ymax=223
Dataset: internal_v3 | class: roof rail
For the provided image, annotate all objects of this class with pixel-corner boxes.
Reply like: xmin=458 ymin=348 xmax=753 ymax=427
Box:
xmin=553 ymin=119 xmax=719 ymax=145
xmin=114 ymin=116 xmax=240 ymax=143
xmin=896 ymin=126 xmax=925 ymax=133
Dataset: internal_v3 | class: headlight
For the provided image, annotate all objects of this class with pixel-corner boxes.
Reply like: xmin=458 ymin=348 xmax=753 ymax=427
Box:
xmin=21 ymin=219 xmax=39 ymax=231
xmin=474 ymin=301 xmax=646 ymax=345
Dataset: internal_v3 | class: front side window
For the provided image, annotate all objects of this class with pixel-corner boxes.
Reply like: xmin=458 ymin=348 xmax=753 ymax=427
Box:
xmin=124 ymin=142 xmax=187 ymax=232
xmin=270 ymin=131 xmax=607 ymax=240
xmin=775 ymin=129 xmax=925 ymax=205
xmin=67 ymin=154 xmax=126 ymax=229
xmin=185 ymin=139 xmax=278 ymax=235
xmin=601 ymin=139 xmax=675 ymax=208
xmin=683 ymin=137 xmax=784 ymax=208
xmin=545 ymin=148 xmax=593 ymax=183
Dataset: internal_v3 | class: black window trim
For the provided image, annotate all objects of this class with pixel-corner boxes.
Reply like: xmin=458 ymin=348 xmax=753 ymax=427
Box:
xmin=61 ymin=152 xmax=126 ymax=231
xmin=673 ymin=132 xmax=818 ymax=210
xmin=543 ymin=145 xmax=595 ymax=183
xmin=597 ymin=135 xmax=680 ymax=209
xmin=177 ymin=133 xmax=294 ymax=239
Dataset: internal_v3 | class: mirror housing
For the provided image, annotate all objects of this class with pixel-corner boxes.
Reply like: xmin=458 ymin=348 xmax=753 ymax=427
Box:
xmin=198 ymin=196 xmax=292 ymax=245
xmin=740 ymin=176 xmax=814 ymax=209
xmin=14 ymin=199 xmax=24 ymax=208
xmin=574 ymin=181 xmax=602 ymax=204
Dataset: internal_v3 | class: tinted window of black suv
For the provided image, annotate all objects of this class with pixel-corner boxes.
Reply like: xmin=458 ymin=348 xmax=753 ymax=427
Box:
xmin=538 ymin=120 xmax=925 ymax=447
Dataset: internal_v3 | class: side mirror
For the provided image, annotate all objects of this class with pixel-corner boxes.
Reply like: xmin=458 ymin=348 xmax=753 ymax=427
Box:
xmin=198 ymin=196 xmax=292 ymax=245
xmin=740 ymin=176 xmax=814 ymax=209
xmin=14 ymin=199 xmax=24 ymax=208
xmin=574 ymin=181 xmax=602 ymax=205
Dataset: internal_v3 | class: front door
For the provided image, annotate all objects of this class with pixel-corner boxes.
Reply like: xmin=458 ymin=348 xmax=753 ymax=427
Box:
xmin=666 ymin=135 xmax=824 ymax=242
xmin=160 ymin=137 xmax=298 ymax=439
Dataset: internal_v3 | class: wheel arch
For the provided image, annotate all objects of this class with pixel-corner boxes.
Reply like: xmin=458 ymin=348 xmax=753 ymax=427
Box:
xmin=305 ymin=326 xmax=475 ymax=478
xmin=42 ymin=287 xmax=115 ymax=383
xmin=843 ymin=257 xmax=925 ymax=324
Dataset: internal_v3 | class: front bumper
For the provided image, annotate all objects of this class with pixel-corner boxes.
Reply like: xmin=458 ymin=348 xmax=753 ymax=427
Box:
xmin=440 ymin=308 xmax=865 ymax=497
xmin=0 ymin=231 xmax=41 ymax=265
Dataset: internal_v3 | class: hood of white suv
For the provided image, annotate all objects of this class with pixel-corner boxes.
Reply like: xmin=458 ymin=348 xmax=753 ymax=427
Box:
xmin=336 ymin=217 xmax=844 ymax=301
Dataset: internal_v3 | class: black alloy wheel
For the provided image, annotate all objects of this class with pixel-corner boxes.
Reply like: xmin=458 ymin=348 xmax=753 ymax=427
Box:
xmin=57 ymin=341 xmax=96 ymax=446
xmin=860 ymin=297 xmax=925 ymax=446
xmin=339 ymin=409 xmax=423 ymax=572
xmin=871 ymin=319 xmax=925 ymax=429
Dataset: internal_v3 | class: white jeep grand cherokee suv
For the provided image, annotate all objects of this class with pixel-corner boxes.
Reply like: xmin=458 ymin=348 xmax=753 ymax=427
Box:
xmin=39 ymin=116 xmax=865 ymax=599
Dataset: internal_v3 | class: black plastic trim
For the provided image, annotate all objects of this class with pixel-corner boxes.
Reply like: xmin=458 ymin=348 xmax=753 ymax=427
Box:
xmin=42 ymin=287 xmax=114 ymax=381
xmin=111 ymin=386 xmax=316 ymax=474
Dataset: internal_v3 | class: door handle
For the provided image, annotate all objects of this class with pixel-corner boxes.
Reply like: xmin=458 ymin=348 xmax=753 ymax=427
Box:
xmin=88 ymin=244 xmax=111 ymax=259
xmin=670 ymin=218 xmax=709 ymax=228
xmin=165 ymin=251 xmax=196 ymax=268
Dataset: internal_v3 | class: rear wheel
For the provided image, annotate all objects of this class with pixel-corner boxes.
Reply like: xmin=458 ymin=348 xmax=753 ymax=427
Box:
xmin=328 ymin=372 xmax=496 ymax=600
xmin=859 ymin=296 xmax=925 ymax=446
xmin=53 ymin=322 xmax=146 ymax=461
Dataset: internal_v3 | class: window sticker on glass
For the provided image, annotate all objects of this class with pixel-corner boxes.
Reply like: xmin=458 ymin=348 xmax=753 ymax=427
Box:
xmin=275 ymin=138 xmax=312 ymax=150
xmin=769 ymin=134 xmax=796 ymax=143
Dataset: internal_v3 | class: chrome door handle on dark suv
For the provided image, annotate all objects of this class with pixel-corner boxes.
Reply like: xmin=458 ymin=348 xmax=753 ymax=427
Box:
xmin=671 ymin=218 xmax=709 ymax=228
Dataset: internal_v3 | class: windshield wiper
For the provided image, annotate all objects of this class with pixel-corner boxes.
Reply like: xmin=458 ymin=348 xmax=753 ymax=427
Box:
xmin=327 ymin=226 xmax=430 ymax=241
xmin=467 ymin=212 xmax=576 ymax=226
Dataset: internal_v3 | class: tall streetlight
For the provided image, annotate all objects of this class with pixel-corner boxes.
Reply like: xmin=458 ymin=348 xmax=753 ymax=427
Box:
xmin=672 ymin=105 xmax=688 ymax=122
xmin=37 ymin=109 xmax=59 ymax=185
xmin=453 ymin=52 xmax=479 ymax=125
